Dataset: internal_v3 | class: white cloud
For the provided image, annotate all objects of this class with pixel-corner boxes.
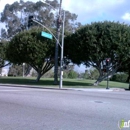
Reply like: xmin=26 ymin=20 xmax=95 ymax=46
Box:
xmin=0 ymin=0 xmax=130 ymax=24
xmin=63 ymin=0 xmax=125 ymax=12
xmin=62 ymin=0 xmax=127 ymax=24
xmin=122 ymin=13 xmax=130 ymax=21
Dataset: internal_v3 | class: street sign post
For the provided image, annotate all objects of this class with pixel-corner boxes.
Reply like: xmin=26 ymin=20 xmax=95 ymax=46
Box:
xmin=41 ymin=31 xmax=52 ymax=39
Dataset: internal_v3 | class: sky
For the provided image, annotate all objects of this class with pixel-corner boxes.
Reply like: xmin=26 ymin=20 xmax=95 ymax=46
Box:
xmin=0 ymin=0 xmax=130 ymax=72
xmin=0 ymin=0 xmax=130 ymax=24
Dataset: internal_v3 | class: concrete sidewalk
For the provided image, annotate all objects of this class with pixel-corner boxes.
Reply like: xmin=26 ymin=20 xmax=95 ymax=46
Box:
xmin=0 ymin=83 xmax=126 ymax=92
xmin=67 ymin=88 xmax=126 ymax=92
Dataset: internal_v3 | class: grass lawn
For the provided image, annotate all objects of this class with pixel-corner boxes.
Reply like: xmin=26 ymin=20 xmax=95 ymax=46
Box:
xmin=0 ymin=77 xmax=129 ymax=89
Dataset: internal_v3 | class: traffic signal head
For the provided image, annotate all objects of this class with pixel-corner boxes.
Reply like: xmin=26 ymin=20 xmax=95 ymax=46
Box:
xmin=106 ymin=58 xmax=111 ymax=66
xmin=28 ymin=15 xmax=34 ymax=28
xmin=57 ymin=18 xmax=62 ymax=28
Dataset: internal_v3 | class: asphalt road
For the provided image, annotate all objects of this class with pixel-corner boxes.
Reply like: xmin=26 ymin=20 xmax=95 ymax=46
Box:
xmin=0 ymin=85 xmax=130 ymax=130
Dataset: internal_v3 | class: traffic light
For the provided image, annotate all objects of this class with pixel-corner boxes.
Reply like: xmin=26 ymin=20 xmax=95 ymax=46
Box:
xmin=106 ymin=58 xmax=111 ymax=66
xmin=57 ymin=18 xmax=62 ymax=28
xmin=28 ymin=15 xmax=34 ymax=28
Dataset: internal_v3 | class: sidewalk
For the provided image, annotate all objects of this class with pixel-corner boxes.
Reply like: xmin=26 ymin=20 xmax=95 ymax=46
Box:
xmin=0 ymin=83 xmax=126 ymax=92
xmin=67 ymin=88 xmax=126 ymax=92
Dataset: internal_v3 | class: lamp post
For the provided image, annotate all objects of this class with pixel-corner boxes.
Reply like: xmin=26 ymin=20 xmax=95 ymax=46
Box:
xmin=59 ymin=10 xmax=65 ymax=89
xmin=23 ymin=63 xmax=25 ymax=77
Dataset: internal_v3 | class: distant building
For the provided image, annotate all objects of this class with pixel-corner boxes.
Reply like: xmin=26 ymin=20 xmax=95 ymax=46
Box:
xmin=0 ymin=68 xmax=8 ymax=76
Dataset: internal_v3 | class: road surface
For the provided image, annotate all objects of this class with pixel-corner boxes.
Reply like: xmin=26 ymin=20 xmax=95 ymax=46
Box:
xmin=0 ymin=85 xmax=130 ymax=130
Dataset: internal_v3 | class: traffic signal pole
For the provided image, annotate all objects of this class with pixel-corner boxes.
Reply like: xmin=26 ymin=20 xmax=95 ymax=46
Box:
xmin=106 ymin=58 xmax=110 ymax=89
xmin=54 ymin=0 xmax=62 ymax=85
xmin=106 ymin=67 xmax=109 ymax=89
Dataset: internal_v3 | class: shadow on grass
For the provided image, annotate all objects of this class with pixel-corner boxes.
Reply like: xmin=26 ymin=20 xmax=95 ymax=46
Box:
xmin=63 ymin=81 xmax=93 ymax=86
xmin=0 ymin=77 xmax=93 ymax=87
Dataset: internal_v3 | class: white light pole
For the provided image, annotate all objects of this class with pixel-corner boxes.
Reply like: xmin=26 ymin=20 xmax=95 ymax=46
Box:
xmin=41 ymin=0 xmax=55 ymax=9
xmin=32 ymin=19 xmax=61 ymax=47
xmin=23 ymin=63 xmax=25 ymax=77
xmin=59 ymin=10 xmax=65 ymax=89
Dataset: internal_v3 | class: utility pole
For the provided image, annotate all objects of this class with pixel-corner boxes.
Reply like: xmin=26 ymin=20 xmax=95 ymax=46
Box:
xmin=54 ymin=0 xmax=62 ymax=85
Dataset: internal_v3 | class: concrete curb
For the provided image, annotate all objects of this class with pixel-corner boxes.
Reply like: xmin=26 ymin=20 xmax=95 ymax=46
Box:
xmin=111 ymin=88 xmax=126 ymax=91
xmin=0 ymin=83 xmax=67 ymax=90
xmin=0 ymin=83 xmax=126 ymax=92
xmin=66 ymin=88 xmax=126 ymax=92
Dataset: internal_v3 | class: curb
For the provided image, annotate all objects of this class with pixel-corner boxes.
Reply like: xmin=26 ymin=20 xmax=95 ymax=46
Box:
xmin=111 ymin=88 xmax=126 ymax=92
xmin=0 ymin=83 xmax=65 ymax=90
xmin=0 ymin=84 xmax=126 ymax=92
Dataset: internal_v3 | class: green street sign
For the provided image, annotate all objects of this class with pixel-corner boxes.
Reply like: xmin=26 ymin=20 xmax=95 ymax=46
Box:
xmin=41 ymin=31 xmax=52 ymax=39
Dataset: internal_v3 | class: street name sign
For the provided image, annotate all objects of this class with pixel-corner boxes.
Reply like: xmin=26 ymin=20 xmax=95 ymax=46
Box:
xmin=41 ymin=31 xmax=52 ymax=39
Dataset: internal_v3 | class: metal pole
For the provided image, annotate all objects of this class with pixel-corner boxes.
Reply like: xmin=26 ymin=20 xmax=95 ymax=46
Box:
xmin=23 ymin=63 xmax=25 ymax=77
xmin=59 ymin=10 xmax=65 ymax=89
xmin=54 ymin=0 xmax=62 ymax=85
xmin=106 ymin=66 xmax=109 ymax=89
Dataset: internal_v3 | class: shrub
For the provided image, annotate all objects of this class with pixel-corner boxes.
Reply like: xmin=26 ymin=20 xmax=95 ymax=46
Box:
xmin=110 ymin=73 xmax=128 ymax=82
xmin=68 ymin=70 xmax=78 ymax=79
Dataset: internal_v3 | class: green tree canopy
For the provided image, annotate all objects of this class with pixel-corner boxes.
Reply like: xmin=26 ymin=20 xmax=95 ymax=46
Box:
xmin=0 ymin=40 xmax=10 ymax=69
xmin=0 ymin=0 xmax=81 ymax=39
xmin=6 ymin=27 xmax=56 ymax=81
xmin=65 ymin=21 xmax=130 ymax=85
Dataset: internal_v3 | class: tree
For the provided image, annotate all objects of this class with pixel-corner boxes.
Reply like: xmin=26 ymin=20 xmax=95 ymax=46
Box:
xmin=0 ymin=0 xmax=81 ymax=39
xmin=0 ymin=0 xmax=82 ymax=80
xmin=65 ymin=21 xmax=130 ymax=85
xmin=0 ymin=42 xmax=6 ymax=68
xmin=0 ymin=0 xmax=82 ymax=82
xmin=6 ymin=27 xmax=56 ymax=82
xmin=0 ymin=40 xmax=10 ymax=69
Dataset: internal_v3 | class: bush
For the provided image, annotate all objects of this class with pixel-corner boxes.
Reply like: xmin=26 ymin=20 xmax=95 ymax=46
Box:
xmin=63 ymin=72 xmax=68 ymax=78
xmin=68 ymin=70 xmax=78 ymax=79
xmin=82 ymin=68 xmax=99 ymax=80
xmin=110 ymin=73 xmax=128 ymax=82
xmin=83 ymin=72 xmax=90 ymax=79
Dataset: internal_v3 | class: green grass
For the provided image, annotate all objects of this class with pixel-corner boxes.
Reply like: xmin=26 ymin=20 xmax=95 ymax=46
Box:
xmin=0 ymin=77 xmax=129 ymax=89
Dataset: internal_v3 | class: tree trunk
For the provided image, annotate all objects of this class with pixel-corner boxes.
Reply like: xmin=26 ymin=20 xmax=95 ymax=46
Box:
xmin=36 ymin=72 xmax=41 ymax=82
xmin=93 ymin=75 xmax=104 ymax=86
xmin=25 ymin=66 xmax=33 ymax=77
xmin=94 ymin=67 xmax=118 ymax=86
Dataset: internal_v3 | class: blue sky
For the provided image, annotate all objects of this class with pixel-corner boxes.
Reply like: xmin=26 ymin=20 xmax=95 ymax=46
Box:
xmin=0 ymin=0 xmax=130 ymax=24
xmin=1 ymin=0 xmax=130 ymax=72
